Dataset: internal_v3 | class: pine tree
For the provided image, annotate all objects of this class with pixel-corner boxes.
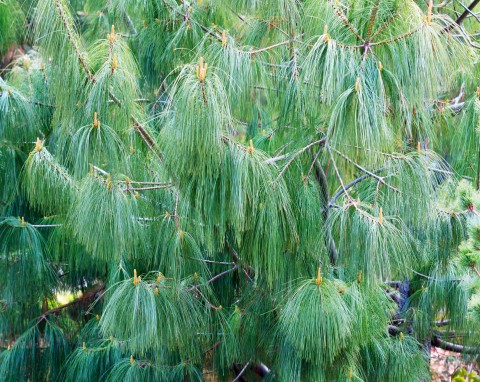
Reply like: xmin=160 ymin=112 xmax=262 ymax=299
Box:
xmin=1 ymin=0 xmax=480 ymax=380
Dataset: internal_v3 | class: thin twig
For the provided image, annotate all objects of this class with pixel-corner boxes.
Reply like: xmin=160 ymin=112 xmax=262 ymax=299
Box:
xmin=370 ymin=11 xmax=400 ymax=40
xmin=188 ymin=258 xmax=235 ymax=266
xmin=265 ymin=153 xmax=289 ymax=164
xmin=233 ymin=362 xmax=251 ymax=382
xmin=202 ymin=265 xmax=238 ymax=286
xmin=127 ymin=181 xmax=172 ymax=185
xmin=370 ymin=25 xmax=424 ymax=47
xmin=275 ymin=137 xmax=327 ymax=182
xmin=330 ymin=147 xmax=400 ymax=193
xmin=238 ymin=37 xmax=303 ymax=55
xmin=329 ymin=173 xmax=371 ymax=207
xmin=31 ymin=224 xmax=63 ymax=228
xmin=329 ymin=0 xmax=364 ymax=41
xmin=314 ymin=159 xmax=338 ymax=265
xmin=448 ymin=0 xmax=480 ymax=29
xmin=132 ymin=185 xmax=172 ymax=191
xmin=326 ymin=144 xmax=351 ymax=200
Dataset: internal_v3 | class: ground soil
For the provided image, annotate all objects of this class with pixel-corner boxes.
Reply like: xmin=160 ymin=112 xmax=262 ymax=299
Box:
xmin=431 ymin=346 xmax=478 ymax=381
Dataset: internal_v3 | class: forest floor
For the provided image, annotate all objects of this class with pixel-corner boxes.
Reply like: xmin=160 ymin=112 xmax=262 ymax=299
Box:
xmin=431 ymin=346 xmax=478 ymax=381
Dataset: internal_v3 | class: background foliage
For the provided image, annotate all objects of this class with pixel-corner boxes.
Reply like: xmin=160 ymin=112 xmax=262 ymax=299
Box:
xmin=1 ymin=0 xmax=480 ymax=380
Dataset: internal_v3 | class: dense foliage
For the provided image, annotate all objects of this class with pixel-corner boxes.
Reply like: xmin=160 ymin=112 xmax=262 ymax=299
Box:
xmin=1 ymin=0 xmax=480 ymax=380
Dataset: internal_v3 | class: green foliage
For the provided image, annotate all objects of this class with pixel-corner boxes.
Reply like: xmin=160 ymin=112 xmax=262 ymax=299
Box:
xmin=68 ymin=174 xmax=142 ymax=260
xmin=0 ymin=0 xmax=24 ymax=56
xmin=277 ymin=277 xmax=353 ymax=366
xmin=360 ymin=335 xmax=429 ymax=382
xmin=23 ymin=145 xmax=76 ymax=214
xmin=0 ymin=78 xmax=36 ymax=142
xmin=0 ymin=217 xmax=55 ymax=303
xmin=329 ymin=202 xmax=415 ymax=282
xmin=1 ymin=0 xmax=480 ymax=380
xmin=105 ymin=358 xmax=204 ymax=382
xmin=0 ymin=319 xmax=69 ymax=381
xmin=61 ymin=320 xmax=123 ymax=381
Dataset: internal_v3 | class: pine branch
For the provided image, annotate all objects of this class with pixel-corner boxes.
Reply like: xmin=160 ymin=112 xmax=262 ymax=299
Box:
xmin=53 ymin=0 xmax=94 ymax=81
xmin=314 ymin=159 xmax=338 ymax=265
xmin=111 ymin=96 xmax=160 ymax=160
xmin=5 ymin=1 xmax=477 ymax=379
xmin=369 ymin=11 xmax=400 ymax=40
xmin=435 ymin=320 xmax=451 ymax=327
xmin=330 ymin=147 xmax=400 ymax=193
xmin=189 ymin=258 xmax=235 ymax=266
xmin=123 ymin=13 xmax=137 ymax=36
xmin=452 ymin=0 xmax=480 ymax=28
xmin=131 ymin=185 xmax=172 ymax=191
xmin=329 ymin=0 xmax=364 ymax=41
xmin=206 ymin=264 xmax=238 ymax=285
xmin=239 ymin=37 xmax=303 ymax=55
xmin=188 ymin=263 xmax=239 ymax=291
xmin=39 ymin=283 xmax=105 ymax=319
xmin=265 ymin=153 xmax=289 ymax=164
xmin=370 ymin=26 xmax=424 ymax=47
xmin=432 ymin=335 xmax=478 ymax=354
xmin=33 ymin=149 xmax=75 ymax=187
xmin=51 ymin=1 xmax=159 ymax=158
xmin=365 ymin=1 xmax=381 ymax=41
xmin=127 ymin=181 xmax=172 ymax=185
xmin=31 ymin=224 xmax=63 ymax=228
xmin=275 ymin=137 xmax=327 ymax=181
xmin=162 ymin=0 xmax=222 ymax=41
xmin=232 ymin=361 xmax=250 ymax=382
xmin=328 ymin=169 xmax=385 ymax=207
xmin=387 ymin=291 xmax=401 ymax=304
xmin=388 ymin=324 xmax=401 ymax=335
xmin=329 ymin=173 xmax=369 ymax=207
xmin=326 ymin=144 xmax=350 ymax=200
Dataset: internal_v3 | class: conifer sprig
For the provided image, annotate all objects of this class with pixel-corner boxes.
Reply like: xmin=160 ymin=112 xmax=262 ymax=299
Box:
xmin=1 ymin=0 xmax=479 ymax=380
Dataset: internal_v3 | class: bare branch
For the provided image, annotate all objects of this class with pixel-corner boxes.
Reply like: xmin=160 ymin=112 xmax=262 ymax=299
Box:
xmin=232 ymin=362 xmax=251 ymax=382
xmin=432 ymin=335 xmax=478 ymax=354
xmin=275 ymin=137 xmax=327 ymax=182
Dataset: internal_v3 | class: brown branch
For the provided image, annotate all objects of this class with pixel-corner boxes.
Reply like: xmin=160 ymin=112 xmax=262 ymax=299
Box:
xmin=432 ymin=335 xmax=478 ymax=354
xmin=370 ymin=25 xmax=424 ymax=47
xmin=314 ymin=159 xmax=338 ymax=265
xmin=365 ymin=1 xmax=381 ymax=41
xmin=454 ymin=0 xmax=480 ymax=27
xmin=329 ymin=1 xmax=364 ymax=41
xmin=206 ymin=264 xmax=238 ymax=285
xmin=370 ymin=11 xmax=400 ymax=41
xmin=39 ymin=283 xmax=105 ymax=318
